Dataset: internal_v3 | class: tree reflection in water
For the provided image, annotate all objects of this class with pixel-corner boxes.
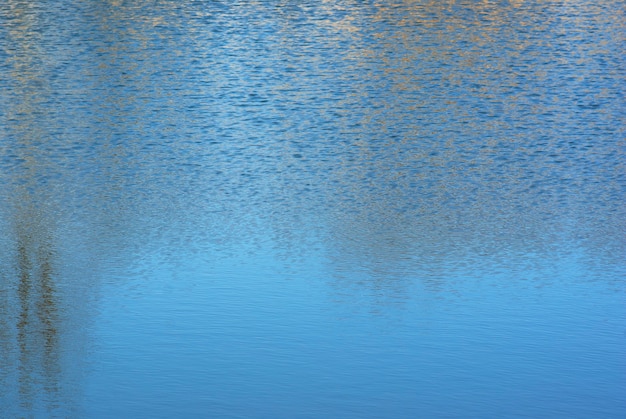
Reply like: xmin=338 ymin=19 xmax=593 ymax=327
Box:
xmin=0 ymin=191 xmax=71 ymax=417
xmin=0 ymin=0 xmax=624 ymax=417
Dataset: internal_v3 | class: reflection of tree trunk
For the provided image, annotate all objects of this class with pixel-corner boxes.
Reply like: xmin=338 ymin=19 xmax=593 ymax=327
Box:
xmin=15 ymin=223 xmax=60 ymax=411
xmin=17 ymin=240 xmax=34 ymax=410
xmin=39 ymin=246 xmax=60 ymax=397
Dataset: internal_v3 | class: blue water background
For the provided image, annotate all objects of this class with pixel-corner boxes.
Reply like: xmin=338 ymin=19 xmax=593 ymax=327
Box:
xmin=1 ymin=0 xmax=625 ymax=417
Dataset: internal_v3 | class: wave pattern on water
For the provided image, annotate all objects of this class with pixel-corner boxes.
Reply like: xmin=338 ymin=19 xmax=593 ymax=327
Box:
xmin=1 ymin=0 xmax=625 ymax=417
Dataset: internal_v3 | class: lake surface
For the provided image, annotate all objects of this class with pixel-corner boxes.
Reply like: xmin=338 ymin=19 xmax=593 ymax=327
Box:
xmin=1 ymin=0 xmax=625 ymax=417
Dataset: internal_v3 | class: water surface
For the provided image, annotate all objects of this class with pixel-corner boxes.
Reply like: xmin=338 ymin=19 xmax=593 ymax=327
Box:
xmin=1 ymin=0 xmax=625 ymax=417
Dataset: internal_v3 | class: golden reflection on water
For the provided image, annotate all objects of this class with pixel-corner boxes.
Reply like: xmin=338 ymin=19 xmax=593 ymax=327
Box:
xmin=0 ymin=0 xmax=624 ymax=415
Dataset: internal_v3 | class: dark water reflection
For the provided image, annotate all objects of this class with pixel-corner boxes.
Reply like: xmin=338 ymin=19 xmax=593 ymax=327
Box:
xmin=1 ymin=0 xmax=625 ymax=417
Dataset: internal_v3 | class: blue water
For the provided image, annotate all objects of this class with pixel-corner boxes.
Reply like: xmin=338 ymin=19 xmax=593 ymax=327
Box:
xmin=1 ymin=0 xmax=625 ymax=417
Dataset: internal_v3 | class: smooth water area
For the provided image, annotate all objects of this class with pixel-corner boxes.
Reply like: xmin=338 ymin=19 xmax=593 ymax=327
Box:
xmin=1 ymin=0 xmax=625 ymax=417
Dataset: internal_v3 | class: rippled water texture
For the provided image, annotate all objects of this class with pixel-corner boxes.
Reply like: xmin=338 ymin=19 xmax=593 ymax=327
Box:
xmin=1 ymin=0 xmax=625 ymax=417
